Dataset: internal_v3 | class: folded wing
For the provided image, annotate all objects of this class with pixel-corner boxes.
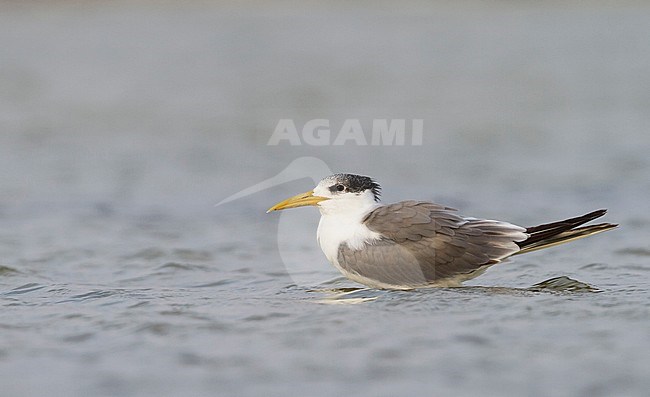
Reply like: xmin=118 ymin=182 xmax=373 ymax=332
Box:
xmin=337 ymin=201 xmax=527 ymax=288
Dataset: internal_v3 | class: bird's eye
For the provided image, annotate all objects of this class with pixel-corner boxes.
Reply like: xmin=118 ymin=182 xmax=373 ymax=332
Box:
xmin=335 ymin=184 xmax=345 ymax=192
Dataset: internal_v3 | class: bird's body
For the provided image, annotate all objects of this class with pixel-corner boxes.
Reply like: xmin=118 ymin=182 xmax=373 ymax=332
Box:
xmin=268 ymin=174 xmax=617 ymax=290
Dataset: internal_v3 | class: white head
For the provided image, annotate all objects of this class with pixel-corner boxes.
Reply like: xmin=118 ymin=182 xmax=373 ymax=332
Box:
xmin=267 ymin=173 xmax=381 ymax=216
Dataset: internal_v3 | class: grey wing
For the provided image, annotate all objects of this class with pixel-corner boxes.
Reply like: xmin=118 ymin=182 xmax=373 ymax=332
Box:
xmin=337 ymin=201 xmax=528 ymax=288
xmin=337 ymin=239 xmax=429 ymax=288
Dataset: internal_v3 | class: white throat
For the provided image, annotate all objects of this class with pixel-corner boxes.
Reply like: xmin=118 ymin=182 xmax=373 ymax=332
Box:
xmin=315 ymin=189 xmax=382 ymax=266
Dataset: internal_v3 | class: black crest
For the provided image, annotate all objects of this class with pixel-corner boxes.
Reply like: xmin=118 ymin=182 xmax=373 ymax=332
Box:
xmin=327 ymin=173 xmax=382 ymax=202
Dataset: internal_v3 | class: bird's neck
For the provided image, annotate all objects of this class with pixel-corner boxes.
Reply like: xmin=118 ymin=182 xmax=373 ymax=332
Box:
xmin=316 ymin=201 xmax=382 ymax=265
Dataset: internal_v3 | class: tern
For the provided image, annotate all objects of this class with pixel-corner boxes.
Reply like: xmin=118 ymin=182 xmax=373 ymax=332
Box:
xmin=267 ymin=174 xmax=617 ymax=290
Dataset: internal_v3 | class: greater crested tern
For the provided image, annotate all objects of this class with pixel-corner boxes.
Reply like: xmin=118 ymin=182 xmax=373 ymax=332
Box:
xmin=267 ymin=174 xmax=617 ymax=290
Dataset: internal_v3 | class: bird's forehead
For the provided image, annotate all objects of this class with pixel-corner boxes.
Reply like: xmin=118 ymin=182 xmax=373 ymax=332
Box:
xmin=319 ymin=174 xmax=346 ymax=186
xmin=319 ymin=173 xmax=368 ymax=187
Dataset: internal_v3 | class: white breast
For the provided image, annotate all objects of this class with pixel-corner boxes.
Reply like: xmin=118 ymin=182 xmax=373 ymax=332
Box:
xmin=312 ymin=187 xmax=383 ymax=273
xmin=317 ymin=212 xmax=383 ymax=267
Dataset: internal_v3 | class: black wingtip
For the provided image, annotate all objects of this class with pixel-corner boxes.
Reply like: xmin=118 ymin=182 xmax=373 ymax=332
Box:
xmin=520 ymin=209 xmax=614 ymax=248
xmin=583 ymin=209 xmax=607 ymax=220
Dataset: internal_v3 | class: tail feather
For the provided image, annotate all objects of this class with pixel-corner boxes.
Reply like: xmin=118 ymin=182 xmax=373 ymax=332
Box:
xmin=514 ymin=210 xmax=618 ymax=255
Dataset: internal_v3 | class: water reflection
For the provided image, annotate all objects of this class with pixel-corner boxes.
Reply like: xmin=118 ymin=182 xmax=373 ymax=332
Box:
xmin=311 ymin=275 xmax=601 ymax=304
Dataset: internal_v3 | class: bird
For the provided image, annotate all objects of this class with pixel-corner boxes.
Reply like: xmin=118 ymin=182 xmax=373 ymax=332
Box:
xmin=267 ymin=173 xmax=618 ymax=290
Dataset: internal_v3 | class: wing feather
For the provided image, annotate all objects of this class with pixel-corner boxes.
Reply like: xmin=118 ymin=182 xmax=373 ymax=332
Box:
xmin=337 ymin=201 xmax=528 ymax=288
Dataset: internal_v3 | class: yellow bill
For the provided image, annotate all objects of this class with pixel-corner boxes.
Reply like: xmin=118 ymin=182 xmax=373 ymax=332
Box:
xmin=267 ymin=190 xmax=329 ymax=213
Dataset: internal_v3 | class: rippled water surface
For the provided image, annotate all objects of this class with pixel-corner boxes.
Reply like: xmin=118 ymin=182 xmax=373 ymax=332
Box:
xmin=1 ymin=2 xmax=650 ymax=396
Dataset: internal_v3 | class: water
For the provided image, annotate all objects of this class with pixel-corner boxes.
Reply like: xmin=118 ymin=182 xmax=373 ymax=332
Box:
xmin=1 ymin=2 xmax=650 ymax=396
